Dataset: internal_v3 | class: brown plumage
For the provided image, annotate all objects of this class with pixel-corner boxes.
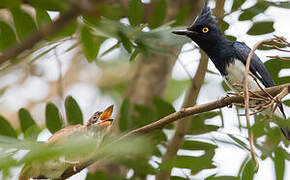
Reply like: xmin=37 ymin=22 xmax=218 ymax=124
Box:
xmin=18 ymin=105 xmax=114 ymax=180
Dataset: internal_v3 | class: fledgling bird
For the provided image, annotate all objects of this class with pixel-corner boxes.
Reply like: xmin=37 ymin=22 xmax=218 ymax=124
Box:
xmin=172 ymin=0 xmax=289 ymax=139
xmin=18 ymin=105 xmax=114 ymax=180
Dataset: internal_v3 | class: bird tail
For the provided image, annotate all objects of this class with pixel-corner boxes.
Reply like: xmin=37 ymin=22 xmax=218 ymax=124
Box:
xmin=281 ymin=128 xmax=290 ymax=141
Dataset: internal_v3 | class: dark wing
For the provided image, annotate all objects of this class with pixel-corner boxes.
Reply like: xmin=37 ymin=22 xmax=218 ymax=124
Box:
xmin=233 ymin=42 xmax=274 ymax=88
xmin=233 ymin=42 xmax=286 ymax=119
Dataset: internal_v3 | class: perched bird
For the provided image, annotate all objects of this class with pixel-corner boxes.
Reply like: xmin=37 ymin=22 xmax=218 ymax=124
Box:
xmin=172 ymin=0 xmax=289 ymax=139
xmin=18 ymin=105 xmax=114 ymax=180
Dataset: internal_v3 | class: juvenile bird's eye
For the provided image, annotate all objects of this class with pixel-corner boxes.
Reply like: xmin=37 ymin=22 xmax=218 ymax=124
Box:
xmin=202 ymin=27 xmax=209 ymax=33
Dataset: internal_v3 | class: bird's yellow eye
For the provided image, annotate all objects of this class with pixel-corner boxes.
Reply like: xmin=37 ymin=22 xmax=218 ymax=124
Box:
xmin=202 ymin=27 xmax=209 ymax=33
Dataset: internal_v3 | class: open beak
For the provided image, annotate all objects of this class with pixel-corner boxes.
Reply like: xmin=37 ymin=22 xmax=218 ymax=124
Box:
xmin=99 ymin=105 xmax=114 ymax=127
xmin=172 ymin=30 xmax=196 ymax=36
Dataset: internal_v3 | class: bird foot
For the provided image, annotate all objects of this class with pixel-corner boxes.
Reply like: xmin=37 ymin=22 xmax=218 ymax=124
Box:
xmin=64 ymin=160 xmax=79 ymax=165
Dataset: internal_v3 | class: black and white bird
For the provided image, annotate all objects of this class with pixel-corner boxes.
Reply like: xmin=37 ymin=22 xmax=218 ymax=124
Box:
xmin=172 ymin=0 xmax=289 ymax=140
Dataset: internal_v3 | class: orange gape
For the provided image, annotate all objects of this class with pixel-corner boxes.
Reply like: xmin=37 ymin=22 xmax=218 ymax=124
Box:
xmin=98 ymin=105 xmax=113 ymax=127
xmin=99 ymin=105 xmax=113 ymax=121
xmin=102 ymin=121 xmax=112 ymax=127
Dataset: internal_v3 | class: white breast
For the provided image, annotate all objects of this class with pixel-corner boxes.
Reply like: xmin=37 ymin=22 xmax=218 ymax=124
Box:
xmin=223 ymin=60 xmax=264 ymax=92
xmin=223 ymin=60 xmax=285 ymax=119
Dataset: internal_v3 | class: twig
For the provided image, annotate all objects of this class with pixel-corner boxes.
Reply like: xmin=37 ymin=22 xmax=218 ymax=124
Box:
xmin=267 ymin=55 xmax=290 ymax=61
xmin=262 ymin=44 xmax=290 ymax=52
xmin=249 ymin=73 xmax=275 ymax=101
xmin=243 ymin=38 xmax=274 ymax=172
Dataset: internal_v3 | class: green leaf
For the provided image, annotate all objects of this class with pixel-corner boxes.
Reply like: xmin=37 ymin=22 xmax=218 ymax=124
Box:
xmin=96 ymin=4 xmax=123 ymax=20
xmin=81 ymin=26 xmax=100 ymax=61
xmin=29 ymin=0 xmax=69 ymax=11
xmin=165 ymin=79 xmax=190 ymax=103
xmin=86 ymin=171 xmax=107 ymax=180
xmin=274 ymin=147 xmax=285 ymax=180
xmin=220 ymin=21 xmax=229 ymax=33
xmin=150 ymin=130 xmax=167 ymax=143
xmin=45 ymin=103 xmax=63 ymax=134
xmin=241 ymin=159 xmax=255 ymax=180
xmin=170 ymin=176 xmax=187 ymax=180
xmin=118 ymin=31 xmax=133 ymax=53
xmin=266 ymin=2 xmax=290 ymax=9
xmin=134 ymin=104 xmax=156 ymax=127
xmin=0 ymin=21 xmax=17 ymax=51
xmin=35 ymin=9 xmax=52 ymax=28
xmin=173 ymin=151 xmax=215 ymax=175
xmin=52 ymin=21 xmax=78 ymax=39
xmin=128 ymin=0 xmax=143 ymax=26
xmin=239 ymin=3 xmax=267 ymax=21
xmin=115 ymin=157 xmax=156 ymax=176
xmin=0 ymin=0 xmax=20 ymax=8
xmin=183 ymin=140 xmax=217 ymax=151
xmin=253 ymin=115 xmax=269 ymax=138
xmin=264 ymin=59 xmax=290 ymax=85
xmin=225 ymin=35 xmax=237 ymax=41
xmin=11 ymin=7 xmax=37 ymax=40
xmin=65 ymin=96 xmax=83 ymax=125
xmin=228 ymin=134 xmax=250 ymax=151
xmin=24 ymin=125 xmax=40 ymax=141
xmin=0 ymin=153 xmax=17 ymax=169
xmin=119 ymin=98 xmax=131 ymax=132
xmin=173 ymin=6 xmax=190 ymax=27
xmin=100 ymin=42 xmax=120 ymax=57
xmin=0 ymin=115 xmax=17 ymax=137
xmin=129 ymin=49 xmax=139 ymax=61
xmin=149 ymin=0 xmax=167 ymax=28
xmin=284 ymin=100 xmax=290 ymax=107
xmin=153 ymin=98 xmax=175 ymax=119
xmin=18 ymin=108 xmax=37 ymax=133
xmin=262 ymin=127 xmax=281 ymax=154
xmin=232 ymin=0 xmax=246 ymax=11
xmin=222 ymin=80 xmax=231 ymax=91
xmin=206 ymin=175 xmax=239 ymax=180
xmin=247 ymin=21 xmax=274 ymax=35
xmin=188 ymin=112 xmax=220 ymax=135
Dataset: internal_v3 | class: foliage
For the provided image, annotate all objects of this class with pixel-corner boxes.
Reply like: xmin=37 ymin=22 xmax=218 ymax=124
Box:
xmin=0 ymin=0 xmax=289 ymax=179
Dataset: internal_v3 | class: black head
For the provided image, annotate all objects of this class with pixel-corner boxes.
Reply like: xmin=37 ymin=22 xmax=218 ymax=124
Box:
xmin=172 ymin=0 xmax=226 ymax=50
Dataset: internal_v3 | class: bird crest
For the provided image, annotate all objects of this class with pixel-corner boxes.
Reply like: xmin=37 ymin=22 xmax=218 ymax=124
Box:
xmin=188 ymin=0 xmax=217 ymax=30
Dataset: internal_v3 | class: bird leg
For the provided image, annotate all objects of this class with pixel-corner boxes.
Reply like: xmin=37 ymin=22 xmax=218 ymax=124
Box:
xmin=64 ymin=160 xmax=80 ymax=172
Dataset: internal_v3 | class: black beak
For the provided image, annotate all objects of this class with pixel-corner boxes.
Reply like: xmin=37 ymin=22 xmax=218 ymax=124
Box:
xmin=172 ymin=30 xmax=195 ymax=36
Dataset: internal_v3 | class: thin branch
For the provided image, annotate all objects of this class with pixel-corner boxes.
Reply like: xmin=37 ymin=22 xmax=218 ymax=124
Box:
xmin=243 ymin=38 xmax=274 ymax=172
xmin=262 ymin=44 xmax=290 ymax=52
xmin=267 ymin=55 xmax=290 ymax=61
